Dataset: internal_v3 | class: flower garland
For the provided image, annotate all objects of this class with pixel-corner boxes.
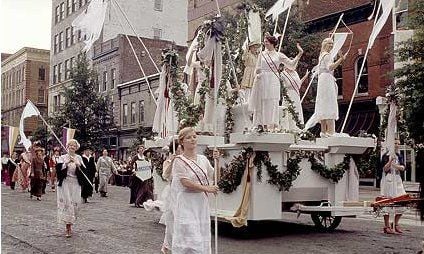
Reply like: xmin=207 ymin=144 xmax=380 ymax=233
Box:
xmin=308 ymin=153 xmax=351 ymax=183
xmin=216 ymin=147 xmax=352 ymax=194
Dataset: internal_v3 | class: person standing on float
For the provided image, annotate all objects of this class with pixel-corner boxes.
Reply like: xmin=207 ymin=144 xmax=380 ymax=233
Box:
xmin=249 ymin=33 xmax=303 ymax=132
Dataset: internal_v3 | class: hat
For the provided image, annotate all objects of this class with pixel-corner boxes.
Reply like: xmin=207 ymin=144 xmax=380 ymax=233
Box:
xmin=34 ymin=147 xmax=45 ymax=153
xmin=248 ymin=41 xmax=261 ymax=47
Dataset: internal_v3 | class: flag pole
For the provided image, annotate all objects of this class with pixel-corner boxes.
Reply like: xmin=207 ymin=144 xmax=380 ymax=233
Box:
xmin=273 ymin=15 xmax=280 ymax=35
xmin=212 ymin=3 xmax=221 ymax=253
xmin=330 ymin=13 xmax=344 ymax=39
xmin=300 ymin=74 xmax=315 ymax=104
xmin=37 ymin=112 xmax=94 ymax=187
xmin=110 ymin=1 xmax=157 ymax=106
xmin=340 ymin=3 xmax=382 ymax=133
xmin=278 ymin=5 xmax=292 ymax=52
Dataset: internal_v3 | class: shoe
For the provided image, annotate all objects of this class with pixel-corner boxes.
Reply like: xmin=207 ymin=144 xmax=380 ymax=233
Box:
xmin=383 ymin=226 xmax=395 ymax=234
xmin=36 ymin=197 xmax=41 ymax=201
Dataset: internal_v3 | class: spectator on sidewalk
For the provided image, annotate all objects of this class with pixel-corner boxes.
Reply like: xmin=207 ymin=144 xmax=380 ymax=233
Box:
xmin=7 ymin=152 xmax=19 ymax=190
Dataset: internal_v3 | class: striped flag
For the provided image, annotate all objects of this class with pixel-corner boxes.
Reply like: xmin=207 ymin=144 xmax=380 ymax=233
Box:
xmin=62 ymin=127 xmax=76 ymax=147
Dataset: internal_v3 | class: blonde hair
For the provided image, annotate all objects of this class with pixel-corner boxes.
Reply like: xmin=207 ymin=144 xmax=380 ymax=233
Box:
xmin=321 ymin=37 xmax=333 ymax=55
xmin=178 ymin=127 xmax=196 ymax=149
xmin=67 ymin=139 xmax=80 ymax=150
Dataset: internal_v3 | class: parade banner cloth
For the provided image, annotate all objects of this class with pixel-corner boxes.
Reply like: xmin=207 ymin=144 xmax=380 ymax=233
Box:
xmin=19 ymin=101 xmax=40 ymax=151
xmin=135 ymin=160 xmax=152 ymax=181
xmin=330 ymin=33 xmax=349 ymax=60
xmin=368 ymin=0 xmax=395 ymax=49
xmin=265 ymin=0 xmax=295 ymax=21
xmin=72 ymin=0 xmax=108 ymax=52
xmin=385 ymin=102 xmax=397 ymax=157
xmin=7 ymin=126 xmax=19 ymax=156
xmin=62 ymin=127 xmax=76 ymax=147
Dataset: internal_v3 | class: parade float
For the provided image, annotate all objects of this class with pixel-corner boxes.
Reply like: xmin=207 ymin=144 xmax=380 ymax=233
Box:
xmin=143 ymin=0 xmax=408 ymax=231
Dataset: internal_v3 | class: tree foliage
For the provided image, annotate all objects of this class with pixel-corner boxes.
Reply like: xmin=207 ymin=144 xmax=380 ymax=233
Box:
xmin=50 ymin=56 xmax=116 ymax=151
xmin=393 ymin=1 xmax=424 ymax=145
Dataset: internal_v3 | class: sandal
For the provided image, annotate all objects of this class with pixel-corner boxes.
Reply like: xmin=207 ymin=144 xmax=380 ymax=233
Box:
xmin=383 ymin=226 xmax=395 ymax=234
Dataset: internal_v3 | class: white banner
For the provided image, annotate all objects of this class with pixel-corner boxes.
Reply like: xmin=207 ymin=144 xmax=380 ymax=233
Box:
xmin=368 ymin=0 xmax=395 ymax=49
xmin=19 ymin=100 xmax=40 ymax=151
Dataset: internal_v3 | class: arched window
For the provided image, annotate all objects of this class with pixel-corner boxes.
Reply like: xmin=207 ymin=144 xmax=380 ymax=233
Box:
xmin=355 ymin=56 xmax=368 ymax=94
xmin=334 ymin=65 xmax=343 ymax=97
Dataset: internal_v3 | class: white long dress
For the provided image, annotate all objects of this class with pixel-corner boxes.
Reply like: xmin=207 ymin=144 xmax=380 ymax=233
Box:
xmin=249 ymin=50 xmax=298 ymax=126
xmin=57 ymin=154 xmax=83 ymax=225
xmin=171 ymin=154 xmax=214 ymax=254
xmin=304 ymin=53 xmax=338 ymax=130
xmin=281 ymin=68 xmax=304 ymax=131
xmin=380 ymin=155 xmax=406 ymax=215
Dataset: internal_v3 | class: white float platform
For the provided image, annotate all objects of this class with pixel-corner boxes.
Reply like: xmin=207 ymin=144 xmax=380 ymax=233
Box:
xmin=230 ymin=132 xmax=295 ymax=151
xmin=315 ymin=136 xmax=376 ymax=154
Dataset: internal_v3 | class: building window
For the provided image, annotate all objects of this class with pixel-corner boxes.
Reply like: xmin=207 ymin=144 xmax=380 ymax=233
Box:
xmin=72 ymin=0 xmax=77 ymax=12
xmin=79 ymin=0 xmax=83 ymax=8
xmin=123 ymin=104 xmax=128 ymax=125
xmin=70 ymin=57 xmax=75 ymax=69
xmin=334 ymin=66 xmax=343 ymax=97
xmin=395 ymin=0 xmax=408 ymax=30
xmin=139 ymin=100 xmax=144 ymax=123
xmin=54 ymin=35 xmax=59 ymax=54
xmin=153 ymin=28 xmax=162 ymax=40
xmin=355 ymin=56 xmax=368 ymax=94
xmin=38 ymin=89 xmax=45 ymax=103
xmin=39 ymin=68 xmax=46 ymax=81
xmin=53 ymin=65 xmax=58 ymax=84
xmin=154 ymin=0 xmax=163 ymax=11
xmin=55 ymin=6 xmax=60 ymax=23
xmin=60 ymin=2 xmax=65 ymax=20
xmin=71 ymin=27 xmax=75 ymax=45
xmin=66 ymin=0 xmax=72 ymax=16
xmin=111 ymin=68 xmax=116 ymax=89
xmin=103 ymin=71 xmax=108 ymax=91
xmin=65 ymin=27 xmax=71 ymax=48
xmin=131 ymin=102 xmax=136 ymax=124
xmin=58 ymin=63 xmax=63 ymax=83
xmin=65 ymin=60 xmax=71 ymax=80
xmin=59 ymin=32 xmax=64 ymax=51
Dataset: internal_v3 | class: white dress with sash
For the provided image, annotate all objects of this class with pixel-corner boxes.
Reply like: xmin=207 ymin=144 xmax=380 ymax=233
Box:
xmin=170 ymin=154 xmax=214 ymax=254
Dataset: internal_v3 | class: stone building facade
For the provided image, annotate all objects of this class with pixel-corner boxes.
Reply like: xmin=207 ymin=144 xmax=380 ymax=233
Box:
xmin=1 ymin=47 xmax=50 ymax=136
xmin=49 ymin=0 xmax=188 ymax=116
xmin=91 ymin=34 xmax=186 ymax=159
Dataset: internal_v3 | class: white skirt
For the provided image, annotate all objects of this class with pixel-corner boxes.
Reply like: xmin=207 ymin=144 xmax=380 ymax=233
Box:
xmin=57 ymin=177 xmax=81 ymax=225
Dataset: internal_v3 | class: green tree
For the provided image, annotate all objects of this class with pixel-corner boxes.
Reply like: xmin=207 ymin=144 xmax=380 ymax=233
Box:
xmin=393 ymin=1 xmax=424 ymax=145
xmin=50 ymin=56 xmax=116 ymax=151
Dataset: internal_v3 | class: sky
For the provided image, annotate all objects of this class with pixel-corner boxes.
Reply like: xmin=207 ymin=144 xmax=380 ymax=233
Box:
xmin=1 ymin=0 xmax=52 ymax=54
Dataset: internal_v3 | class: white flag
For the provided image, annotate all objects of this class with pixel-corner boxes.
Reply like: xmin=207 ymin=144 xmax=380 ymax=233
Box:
xmin=368 ymin=0 xmax=395 ymax=49
xmin=265 ymin=0 xmax=295 ymax=21
xmin=19 ymin=100 xmax=41 ymax=151
xmin=385 ymin=102 xmax=397 ymax=158
xmin=330 ymin=32 xmax=349 ymax=60
xmin=72 ymin=0 xmax=109 ymax=52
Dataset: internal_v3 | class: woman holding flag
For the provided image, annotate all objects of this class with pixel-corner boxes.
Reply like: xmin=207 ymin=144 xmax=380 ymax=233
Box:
xmin=56 ymin=139 xmax=86 ymax=238
xmin=170 ymin=127 xmax=219 ymax=254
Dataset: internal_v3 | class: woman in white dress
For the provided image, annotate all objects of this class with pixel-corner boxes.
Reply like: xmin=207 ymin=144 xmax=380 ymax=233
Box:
xmin=170 ymin=127 xmax=219 ymax=254
xmin=280 ymin=50 xmax=309 ymax=131
xmin=249 ymin=33 xmax=303 ymax=132
xmin=57 ymin=139 xmax=85 ymax=238
xmin=380 ymin=139 xmax=406 ymax=234
xmin=304 ymin=37 xmax=346 ymax=137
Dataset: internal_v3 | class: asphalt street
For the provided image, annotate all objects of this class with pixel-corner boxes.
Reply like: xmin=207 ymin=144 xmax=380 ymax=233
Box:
xmin=1 ymin=184 xmax=423 ymax=254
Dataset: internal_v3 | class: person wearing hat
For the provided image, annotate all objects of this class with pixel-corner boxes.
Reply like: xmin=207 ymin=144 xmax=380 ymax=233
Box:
xmin=81 ymin=147 xmax=96 ymax=202
xmin=49 ymin=147 xmax=62 ymax=192
xmin=30 ymin=147 xmax=48 ymax=200
xmin=240 ymin=41 xmax=261 ymax=102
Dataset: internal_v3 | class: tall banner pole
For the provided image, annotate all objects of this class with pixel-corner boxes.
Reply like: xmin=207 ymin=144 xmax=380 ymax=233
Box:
xmin=278 ymin=5 xmax=292 ymax=52
xmin=341 ymin=2 xmax=383 ymax=133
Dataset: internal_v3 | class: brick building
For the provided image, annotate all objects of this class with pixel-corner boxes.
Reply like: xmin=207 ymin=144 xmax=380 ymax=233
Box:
xmin=92 ymin=35 xmax=186 ymax=159
xmin=49 ymin=0 xmax=187 ymax=116
xmin=1 ymin=47 xmax=50 ymax=137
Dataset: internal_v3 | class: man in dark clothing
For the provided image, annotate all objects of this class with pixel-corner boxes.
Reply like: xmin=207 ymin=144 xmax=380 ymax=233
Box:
xmin=81 ymin=148 xmax=96 ymax=203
